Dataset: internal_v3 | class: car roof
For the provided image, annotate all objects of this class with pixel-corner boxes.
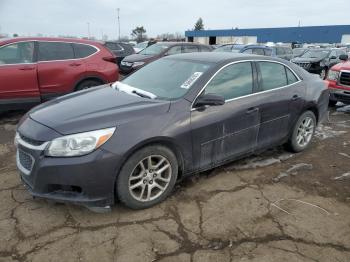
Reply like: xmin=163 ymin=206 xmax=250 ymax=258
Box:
xmin=153 ymin=41 xmax=208 ymax=47
xmin=0 ymin=37 xmax=102 ymax=46
xmin=166 ymin=52 xmax=278 ymax=63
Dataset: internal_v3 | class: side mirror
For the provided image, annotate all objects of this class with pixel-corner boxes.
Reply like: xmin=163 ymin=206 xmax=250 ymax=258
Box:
xmin=330 ymin=55 xmax=337 ymax=60
xmin=194 ymin=93 xmax=225 ymax=108
xmin=339 ymin=54 xmax=349 ymax=61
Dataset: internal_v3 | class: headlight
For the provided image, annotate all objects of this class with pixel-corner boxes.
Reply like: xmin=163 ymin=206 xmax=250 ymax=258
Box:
xmin=46 ymin=127 xmax=115 ymax=157
xmin=327 ymin=70 xmax=340 ymax=81
xmin=132 ymin=61 xmax=145 ymax=67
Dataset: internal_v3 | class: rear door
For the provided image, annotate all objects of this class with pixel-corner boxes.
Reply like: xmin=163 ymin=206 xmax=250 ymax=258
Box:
xmin=0 ymin=41 xmax=39 ymax=101
xmin=255 ymin=61 xmax=305 ymax=150
xmin=37 ymin=41 xmax=86 ymax=97
xmin=191 ymin=62 xmax=260 ymax=169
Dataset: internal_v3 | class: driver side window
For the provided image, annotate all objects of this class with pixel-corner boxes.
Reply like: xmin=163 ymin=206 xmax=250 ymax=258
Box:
xmin=0 ymin=42 xmax=35 ymax=65
xmin=205 ymin=62 xmax=253 ymax=100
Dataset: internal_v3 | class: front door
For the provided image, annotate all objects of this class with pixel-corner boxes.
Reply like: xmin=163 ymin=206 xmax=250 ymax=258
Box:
xmin=191 ymin=62 xmax=260 ymax=170
xmin=0 ymin=41 xmax=39 ymax=101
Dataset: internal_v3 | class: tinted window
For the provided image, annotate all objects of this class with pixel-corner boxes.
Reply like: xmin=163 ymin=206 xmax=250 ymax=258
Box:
xmin=286 ymin=67 xmax=299 ymax=85
xmin=183 ymin=45 xmax=199 ymax=53
xmin=167 ymin=46 xmax=182 ymax=55
xmin=73 ymin=43 xmax=97 ymax=58
xmin=205 ymin=62 xmax=253 ymax=100
xmin=0 ymin=42 xmax=34 ymax=64
xmin=259 ymin=62 xmax=287 ymax=90
xmin=104 ymin=42 xmax=123 ymax=51
xmin=242 ymin=48 xmax=252 ymax=54
xmin=252 ymin=48 xmax=264 ymax=55
xmin=38 ymin=42 xmax=74 ymax=61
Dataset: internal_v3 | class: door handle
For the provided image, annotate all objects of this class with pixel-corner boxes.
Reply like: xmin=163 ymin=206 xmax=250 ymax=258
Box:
xmin=69 ymin=63 xmax=82 ymax=67
xmin=19 ymin=67 xmax=35 ymax=71
xmin=246 ymin=107 xmax=258 ymax=114
xmin=291 ymin=95 xmax=301 ymax=101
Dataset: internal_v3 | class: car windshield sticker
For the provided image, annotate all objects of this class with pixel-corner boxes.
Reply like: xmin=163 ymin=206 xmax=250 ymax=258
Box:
xmin=180 ymin=72 xmax=203 ymax=89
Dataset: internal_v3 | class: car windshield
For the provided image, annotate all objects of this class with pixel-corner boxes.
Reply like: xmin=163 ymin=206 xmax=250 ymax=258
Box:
xmin=120 ymin=58 xmax=212 ymax=100
xmin=135 ymin=42 xmax=147 ymax=49
xmin=301 ymin=50 xmax=330 ymax=59
xmin=139 ymin=43 xmax=169 ymax=55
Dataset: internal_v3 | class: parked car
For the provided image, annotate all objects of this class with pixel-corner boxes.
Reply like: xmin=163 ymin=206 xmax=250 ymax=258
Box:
xmin=325 ymin=54 xmax=350 ymax=106
xmin=214 ymin=44 xmax=293 ymax=60
xmin=133 ymin=41 xmax=149 ymax=53
xmin=15 ymin=52 xmax=329 ymax=211
xmin=291 ymin=48 xmax=348 ymax=79
xmin=292 ymin=48 xmax=308 ymax=58
xmin=103 ymin=41 xmax=135 ymax=66
xmin=120 ymin=42 xmax=213 ymax=75
xmin=0 ymin=37 xmax=119 ymax=112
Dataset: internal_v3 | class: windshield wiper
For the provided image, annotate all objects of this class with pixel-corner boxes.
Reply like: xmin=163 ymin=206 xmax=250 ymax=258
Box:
xmin=132 ymin=90 xmax=152 ymax=99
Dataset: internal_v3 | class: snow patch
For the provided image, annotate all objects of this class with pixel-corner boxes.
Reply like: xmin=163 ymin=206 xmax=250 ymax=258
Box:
xmin=314 ymin=125 xmax=347 ymax=140
xmin=333 ymin=173 xmax=350 ymax=181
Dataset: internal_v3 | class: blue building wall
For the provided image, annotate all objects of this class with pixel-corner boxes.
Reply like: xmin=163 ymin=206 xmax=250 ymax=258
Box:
xmin=185 ymin=25 xmax=350 ymax=43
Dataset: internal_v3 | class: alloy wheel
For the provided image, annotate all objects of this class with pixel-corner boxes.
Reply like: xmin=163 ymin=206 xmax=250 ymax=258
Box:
xmin=296 ymin=116 xmax=315 ymax=147
xmin=128 ymin=155 xmax=172 ymax=202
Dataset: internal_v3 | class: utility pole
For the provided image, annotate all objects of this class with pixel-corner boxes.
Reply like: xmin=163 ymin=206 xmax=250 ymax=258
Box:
xmin=87 ymin=22 xmax=91 ymax=39
xmin=117 ymin=8 xmax=120 ymax=40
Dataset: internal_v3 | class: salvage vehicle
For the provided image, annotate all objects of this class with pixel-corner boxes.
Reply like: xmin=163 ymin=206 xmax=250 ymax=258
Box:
xmin=103 ymin=41 xmax=135 ymax=66
xmin=291 ymin=48 xmax=348 ymax=79
xmin=0 ymin=37 xmax=119 ymax=112
xmin=214 ymin=44 xmax=293 ymax=61
xmin=120 ymin=42 xmax=212 ymax=75
xmin=326 ymin=54 xmax=350 ymax=106
xmin=15 ymin=52 xmax=329 ymax=211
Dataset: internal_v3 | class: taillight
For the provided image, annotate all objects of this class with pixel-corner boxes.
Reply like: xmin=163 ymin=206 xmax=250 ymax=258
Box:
xmin=103 ymin=56 xmax=117 ymax=63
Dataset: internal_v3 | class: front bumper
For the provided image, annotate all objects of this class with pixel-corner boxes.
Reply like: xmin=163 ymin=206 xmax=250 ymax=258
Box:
xmin=16 ymin=133 xmax=121 ymax=209
xmin=327 ymin=80 xmax=350 ymax=104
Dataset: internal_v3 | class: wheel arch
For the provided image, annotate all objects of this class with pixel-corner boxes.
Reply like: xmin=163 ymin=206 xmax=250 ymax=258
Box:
xmin=73 ymin=76 xmax=106 ymax=91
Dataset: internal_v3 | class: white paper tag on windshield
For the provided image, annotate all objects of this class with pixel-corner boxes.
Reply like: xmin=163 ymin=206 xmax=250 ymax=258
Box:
xmin=180 ymin=72 xmax=203 ymax=89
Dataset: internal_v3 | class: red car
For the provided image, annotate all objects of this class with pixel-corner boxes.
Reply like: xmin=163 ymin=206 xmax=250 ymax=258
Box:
xmin=0 ymin=37 xmax=119 ymax=112
xmin=326 ymin=54 xmax=350 ymax=106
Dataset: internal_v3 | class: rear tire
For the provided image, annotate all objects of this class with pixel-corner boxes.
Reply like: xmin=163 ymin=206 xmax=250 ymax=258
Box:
xmin=116 ymin=145 xmax=178 ymax=209
xmin=287 ymin=111 xmax=316 ymax=153
xmin=75 ymin=79 xmax=103 ymax=91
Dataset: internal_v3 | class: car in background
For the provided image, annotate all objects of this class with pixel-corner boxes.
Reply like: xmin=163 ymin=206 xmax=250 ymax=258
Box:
xmin=291 ymin=48 xmax=348 ymax=79
xmin=133 ymin=41 xmax=149 ymax=53
xmin=120 ymin=42 xmax=213 ymax=75
xmin=15 ymin=52 xmax=329 ymax=210
xmin=0 ymin=37 xmax=119 ymax=112
xmin=103 ymin=41 xmax=135 ymax=66
xmin=325 ymin=54 xmax=350 ymax=106
xmin=292 ymin=48 xmax=308 ymax=58
xmin=214 ymin=44 xmax=293 ymax=60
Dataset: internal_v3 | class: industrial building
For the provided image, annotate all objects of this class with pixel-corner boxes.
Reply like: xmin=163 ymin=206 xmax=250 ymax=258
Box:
xmin=185 ymin=25 xmax=350 ymax=45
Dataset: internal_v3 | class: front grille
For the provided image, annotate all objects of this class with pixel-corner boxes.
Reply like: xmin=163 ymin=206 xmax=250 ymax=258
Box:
xmin=19 ymin=134 xmax=44 ymax=146
xmin=339 ymin=72 xmax=350 ymax=87
xmin=294 ymin=62 xmax=310 ymax=70
xmin=18 ymin=150 xmax=34 ymax=172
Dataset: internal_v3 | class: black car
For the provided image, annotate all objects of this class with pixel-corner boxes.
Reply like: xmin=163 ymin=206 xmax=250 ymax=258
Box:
xmin=119 ymin=42 xmax=213 ymax=75
xmin=291 ymin=48 xmax=347 ymax=79
xmin=103 ymin=41 xmax=135 ymax=66
xmin=15 ymin=53 xmax=329 ymax=211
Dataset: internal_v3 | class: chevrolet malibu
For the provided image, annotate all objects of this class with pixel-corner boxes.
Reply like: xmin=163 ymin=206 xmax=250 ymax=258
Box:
xmin=15 ymin=53 xmax=329 ymax=211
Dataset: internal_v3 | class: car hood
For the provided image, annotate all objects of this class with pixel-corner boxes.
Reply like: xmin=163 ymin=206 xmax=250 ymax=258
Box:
xmin=331 ymin=61 xmax=350 ymax=71
xmin=29 ymin=85 xmax=170 ymax=135
xmin=123 ymin=53 xmax=156 ymax=62
xmin=291 ymin=57 xmax=323 ymax=63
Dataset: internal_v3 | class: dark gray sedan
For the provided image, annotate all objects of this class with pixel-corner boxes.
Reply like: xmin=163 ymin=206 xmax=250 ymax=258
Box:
xmin=15 ymin=52 xmax=329 ymax=211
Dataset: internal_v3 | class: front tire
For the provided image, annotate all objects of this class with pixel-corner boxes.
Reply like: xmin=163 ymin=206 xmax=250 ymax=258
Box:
xmin=116 ymin=145 xmax=178 ymax=209
xmin=75 ymin=79 xmax=102 ymax=91
xmin=287 ymin=111 xmax=316 ymax=153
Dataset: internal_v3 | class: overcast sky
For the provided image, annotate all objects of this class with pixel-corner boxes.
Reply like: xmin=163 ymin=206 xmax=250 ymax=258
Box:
xmin=0 ymin=0 xmax=349 ymax=39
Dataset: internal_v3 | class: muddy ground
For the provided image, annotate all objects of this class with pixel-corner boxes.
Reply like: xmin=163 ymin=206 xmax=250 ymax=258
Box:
xmin=0 ymin=107 xmax=349 ymax=262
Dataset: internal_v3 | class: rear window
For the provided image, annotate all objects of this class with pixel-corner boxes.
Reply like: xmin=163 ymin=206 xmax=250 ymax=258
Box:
xmin=38 ymin=42 xmax=74 ymax=61
xmin=73 ymin=43 xmax=98 ymax=58
xmin=104 ymin=42 xmax=123 ymax=51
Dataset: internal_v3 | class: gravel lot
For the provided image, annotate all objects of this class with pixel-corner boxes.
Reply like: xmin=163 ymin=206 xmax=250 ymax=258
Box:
xmin=0 ymin=107 xmax=349 ymax=262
